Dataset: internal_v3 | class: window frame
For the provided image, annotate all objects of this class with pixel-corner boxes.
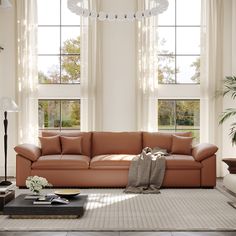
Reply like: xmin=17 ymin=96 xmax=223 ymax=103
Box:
xmin=157 ymin=0 xmax=201 ymax=85
xmin=158 ymin=99 xmax=200 ymax=131
xmin=37 ymin=0 xmax=82 ymax=132
xmin=158 ymin=99 xmax=200 ymax=142
xmin=38 ymin=0 xmax=81 ymax=85
xmin=39 ymin=99 xmax=81 ymax=131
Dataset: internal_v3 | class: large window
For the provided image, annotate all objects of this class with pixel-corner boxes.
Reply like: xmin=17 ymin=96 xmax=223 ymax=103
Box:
xmin=157 ymin=0 xmax=201 ymax=143
xmin=38 ymin=0 xmax=81 ymax=84
xmin=157 ymin=0 xmax=200 ymax=84
xmin=158 ymin=100 xmax=200 ymax=142
xmin=37 ymin=0 xmax=81 ymax=131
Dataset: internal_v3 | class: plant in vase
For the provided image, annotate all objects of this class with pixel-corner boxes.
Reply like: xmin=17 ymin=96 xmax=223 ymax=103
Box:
xmin=219 ymin=76 xmax=236 ymax=145
xmin=26 ymin=176 xmax=52 ymax=195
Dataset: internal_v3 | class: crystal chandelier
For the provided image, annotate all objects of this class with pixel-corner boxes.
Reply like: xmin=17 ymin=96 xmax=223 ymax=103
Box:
xmin=67 ymin=0 xmax=169 ymax=21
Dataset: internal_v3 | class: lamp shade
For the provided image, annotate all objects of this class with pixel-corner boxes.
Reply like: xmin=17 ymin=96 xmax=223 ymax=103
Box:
xmin=0 ymin=97 xmax=18 ymax=112
xmin=0 ymin=0 xmax=12 ymax=8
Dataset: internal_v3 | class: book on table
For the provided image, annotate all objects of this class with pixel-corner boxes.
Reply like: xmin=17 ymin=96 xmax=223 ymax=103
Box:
xmin=0 ymin=184 xmax=15 ymax=194
xmin=33 ymin=195 xmax=69 ymax=205
xmin=24 ymin=194 xmax=44 ymax=200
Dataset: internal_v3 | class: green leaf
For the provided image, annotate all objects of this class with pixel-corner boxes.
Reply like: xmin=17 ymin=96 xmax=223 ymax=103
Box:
xmin=219 ymin=108 xmax=236 ymax=124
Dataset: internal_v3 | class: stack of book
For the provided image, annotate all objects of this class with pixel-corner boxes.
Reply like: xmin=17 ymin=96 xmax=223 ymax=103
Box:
xmin=24 ymin=194 xmax=69 ymax=205
xmin=34 ymin=195 xmax=69 ymax=205
xmin=0 ymin=184 xmax=15 ymax=211
xmin=0 ymin=183 xmax=15 ymax=195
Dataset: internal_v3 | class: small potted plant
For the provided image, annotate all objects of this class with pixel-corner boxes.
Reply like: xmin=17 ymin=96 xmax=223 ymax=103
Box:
xmin=26 ymin=176 xmax=52 ymax=195
xmin=219 ymin=76 xmax=236 ymax=145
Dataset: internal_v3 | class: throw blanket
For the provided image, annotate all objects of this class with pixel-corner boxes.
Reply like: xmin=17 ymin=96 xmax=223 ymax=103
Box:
xmin=124 ymin=147 xmax=167 ymax=194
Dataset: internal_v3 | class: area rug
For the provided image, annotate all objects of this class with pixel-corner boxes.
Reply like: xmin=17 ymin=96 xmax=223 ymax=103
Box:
xmin=0 ymin=188 xmax=236 ymax=231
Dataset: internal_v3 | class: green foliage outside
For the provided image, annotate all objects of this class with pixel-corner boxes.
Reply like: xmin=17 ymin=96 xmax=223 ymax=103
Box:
xmin=190 ymin=57 xmax=200 ymax=83
xmin=38 ymin=36 xmax=81 ymax=129
xmin=61 ymin=37 xmax=80 ymax=83
xmin=39 ymin=100 xmax=80 ymax=129
xmin=38 ymin=36 xmax=80 ymax=84
xmin=38 ymin=34 xmax=200 ymax=133
xmin=158 ymin=100 xmax=200 ymax=142
xmin=158 ymin=100 xmax=200 ymax=128
xmin=157 ymin=37 xmax=200 ymax=84
xmin=219 ymin=76 xmax=236 ymax=145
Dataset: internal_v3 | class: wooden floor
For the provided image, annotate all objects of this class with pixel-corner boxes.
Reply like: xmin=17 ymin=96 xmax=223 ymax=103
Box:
xmin=0 ymin=178 xmax=235 ymax=235
xmin=0 ymin=232 xmax=236 ymax=236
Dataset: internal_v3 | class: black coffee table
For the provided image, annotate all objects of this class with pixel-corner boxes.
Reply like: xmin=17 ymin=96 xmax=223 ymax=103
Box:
xmin=3 ymin=194 xmax=87 ymax=218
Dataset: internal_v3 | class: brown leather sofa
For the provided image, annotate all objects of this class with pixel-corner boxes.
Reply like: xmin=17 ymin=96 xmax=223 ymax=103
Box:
xmin=14 ymin=131 xmax=218 ymax=188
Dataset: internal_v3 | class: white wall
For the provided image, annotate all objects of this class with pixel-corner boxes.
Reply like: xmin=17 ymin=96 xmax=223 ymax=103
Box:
xmin=0 ymin=0 xmax=17 ymax=177
xmin=101 ymin=0 xmax=137 ymax=131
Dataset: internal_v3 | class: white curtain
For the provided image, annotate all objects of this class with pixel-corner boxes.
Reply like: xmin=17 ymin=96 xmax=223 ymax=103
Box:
xmin=200 ymin=0 xmax=224 ymax=176
xmin=80 ymin=0 xmax=102 ymax=131
xmin=16 ymin=0 xmax=38 ymax=144
xmin=137 ymin=0 xmax=158 ymax=131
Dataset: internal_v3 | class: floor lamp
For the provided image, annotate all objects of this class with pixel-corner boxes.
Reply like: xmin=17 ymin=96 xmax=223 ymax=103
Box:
xmin=0 ymin=97 xmax=18 ymax=186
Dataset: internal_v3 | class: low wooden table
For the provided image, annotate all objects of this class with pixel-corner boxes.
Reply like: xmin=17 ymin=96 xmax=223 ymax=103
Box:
xmin=222 ymin=158 xmax=236 ymax=196
xmin=222 ymin=158 xmax=236 ymax=174
xmin=3 ymin=194 xmax=87 ymax=218
xmin=0 ymin=190 xmax=15 ymax=212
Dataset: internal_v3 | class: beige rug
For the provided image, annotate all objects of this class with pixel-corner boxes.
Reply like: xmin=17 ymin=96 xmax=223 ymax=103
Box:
xmin=0 ymin=188 xmax=236 ymax=231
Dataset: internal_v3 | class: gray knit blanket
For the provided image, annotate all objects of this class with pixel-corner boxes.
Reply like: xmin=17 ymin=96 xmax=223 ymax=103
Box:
xmin=124 ymin=147 xmax=167 ymax=194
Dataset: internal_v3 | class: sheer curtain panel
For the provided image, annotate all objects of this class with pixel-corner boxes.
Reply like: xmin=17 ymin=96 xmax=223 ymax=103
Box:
xmin=200 ymin=0 xmax=224 ymax=176
xmin=80 ymin=0 xmax=102 ymax=131
xmin=136 ymin=0 xmax=158 ymax=131
xmin=16 ymin=0 xmax=38 ymax=144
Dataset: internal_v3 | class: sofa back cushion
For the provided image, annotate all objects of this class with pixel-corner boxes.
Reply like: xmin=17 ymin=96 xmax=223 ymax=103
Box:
xmin=92 ymin=132 xmax=142 ymax=156
xmin=143 ymin=132 xmax=192 ymax=153
xmin=42 ymin=131 xmax=91 ymax=157
xmin=39 ymin=135 xmax=61 ymax=155
xmin=60 ymin=136 xmax=82 ymax=155
xmin=171 ymin=135 xmax=193 ymax=155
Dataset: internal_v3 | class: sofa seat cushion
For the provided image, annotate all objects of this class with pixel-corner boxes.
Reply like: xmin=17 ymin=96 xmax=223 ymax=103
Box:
xmin=32 ymin=155 xmax=90 ymax=170
xmin=92 ymin=132 xmax=142 ymax=156
xmin=90 ymin=154 xmax=136 ymax=170
xmin=166 ymin=155 xmax=202 ymax=170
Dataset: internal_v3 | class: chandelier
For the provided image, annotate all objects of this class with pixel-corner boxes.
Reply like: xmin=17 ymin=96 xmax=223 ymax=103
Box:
xmin=67 ymin=0 xmax=169 ymax=21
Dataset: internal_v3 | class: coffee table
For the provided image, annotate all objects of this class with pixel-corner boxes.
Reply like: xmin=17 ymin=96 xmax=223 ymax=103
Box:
xmin=3 ymin=194 xmax=87 ymax=218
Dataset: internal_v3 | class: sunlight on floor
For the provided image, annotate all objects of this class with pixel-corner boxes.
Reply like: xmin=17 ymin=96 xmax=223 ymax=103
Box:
xmin=88 ymin=193 xmax=137 ymax=210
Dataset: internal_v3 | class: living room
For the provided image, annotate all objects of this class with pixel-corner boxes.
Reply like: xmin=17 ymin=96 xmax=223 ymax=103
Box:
xmin=0 ymin=0 xmax=236 ymax=235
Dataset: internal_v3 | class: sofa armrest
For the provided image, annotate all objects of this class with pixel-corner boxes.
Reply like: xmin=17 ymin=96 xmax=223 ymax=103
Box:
xmin=14 ymin=144 xmax=41 ymax=162
xmin=192 ymin=143 xmax=218 ymax=162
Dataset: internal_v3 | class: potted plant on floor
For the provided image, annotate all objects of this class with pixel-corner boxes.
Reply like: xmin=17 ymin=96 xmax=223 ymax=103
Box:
xmin=219 ymin=76 xmax=236 ymax=145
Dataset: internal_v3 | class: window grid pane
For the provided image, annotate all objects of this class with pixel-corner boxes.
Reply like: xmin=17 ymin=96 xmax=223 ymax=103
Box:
xmin=157 ymin=0 xmax=201 ymax=84
xmin=158 ymin=99 xmax=200 ymax=143
xmin=39 ymin=100 xmax=81 ymax=130
xmin=37 ymin=0 xmax=81 ymax=84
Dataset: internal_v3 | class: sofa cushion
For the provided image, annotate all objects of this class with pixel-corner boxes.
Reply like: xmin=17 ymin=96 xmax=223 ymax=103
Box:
xmin=143 ymin=132 xmax=192 ymax=153
xmin=92 ymin=132 xmax=142 ymax=156
xmin=171 ymin=135 xmax=193 ymax=155
xmin=42 ymin=131 xmax=91 ymax=157
xmin=32 ymin=155 xmax=90 ymax=170
xmin=90 ymin=154 xmax=136 ymax=169
xmin=166 ymin=155 xmax=202 ymax=170
xmin=39 ymin=136 xmax=61 ymax=156
xmin=60 ymin=136 xmax=82 ymax=154
xmin=90 ymin=154 xmax=201 ymax=170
